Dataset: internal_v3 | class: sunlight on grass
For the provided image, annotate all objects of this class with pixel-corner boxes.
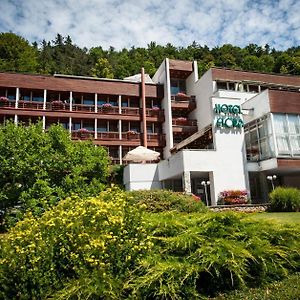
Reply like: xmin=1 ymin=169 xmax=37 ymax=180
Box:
xmin=248 ymin=212 xmax=300 ymax=224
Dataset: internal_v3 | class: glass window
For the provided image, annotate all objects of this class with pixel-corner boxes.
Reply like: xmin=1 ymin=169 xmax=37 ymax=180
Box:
xmin=216 ymin=81 xmax=227 ymax=90
xmin=83 ymin=99 xmax=94 ymax=105
xmin=171 ymin=79 xmax=186 ymax=95
xmin=245 ymin=115 xmax=274 ymax=161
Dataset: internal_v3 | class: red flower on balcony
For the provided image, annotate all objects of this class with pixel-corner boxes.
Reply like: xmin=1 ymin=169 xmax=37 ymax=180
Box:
xmin=0 ymin=96 xmax=9 ymax=102
xmin=176 ymin=117 xmax=187 ymax=121
xmin=127 ymin=130 xmax=138 ymax=135
xmin=102 ymin=103 xmax=113 ymax=108
xmin=152 ymin=106 xmax=160 ymax=110
xmin=176 ymin=92 xmax=189 ymax=98
xmin=78 ymin=128 xmax=90 ymax=133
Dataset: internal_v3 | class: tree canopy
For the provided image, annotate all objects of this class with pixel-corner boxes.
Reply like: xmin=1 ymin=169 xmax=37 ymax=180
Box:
xmin=0 ymin=122 xmax=110 ymax=228
xmin=0 ymin=32 xmax=300 ymax=78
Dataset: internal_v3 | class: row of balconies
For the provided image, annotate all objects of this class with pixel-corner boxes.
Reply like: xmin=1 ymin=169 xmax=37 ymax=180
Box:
xmin=0 ymin=99 xmax=164 ymax=120
xmin=71 ymin=130 xmax=166 ymax=147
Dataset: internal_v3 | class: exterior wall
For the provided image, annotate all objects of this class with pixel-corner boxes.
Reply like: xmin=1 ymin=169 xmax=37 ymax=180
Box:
xmin=0 ymin=72 xmax=163 ymax=98
xmin=216 ymin=90 xmax=257 ymax=103
xmin=123 ymin=163 xmax=161 ymax=190
xmin=153 ymin=59 xmax=173 ymax=158
xmin=242 ymin=90 xmax=270 ymax=123
xmin=269 ymin=90 xmax=300 ymax=114
xmin=186 ymin=69 xmax=214 ymax=129
xmin=211 ymin=68 xmax=300 ymax=87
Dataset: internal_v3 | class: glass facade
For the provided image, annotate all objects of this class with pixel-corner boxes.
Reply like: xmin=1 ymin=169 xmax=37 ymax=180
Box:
xmin=245 ymin=115 xmax=275 ymax=161
xmin=273 ymin=113 xmax=300 ymax=156
xmin=245 ymin=113 xmax=300 ymax=161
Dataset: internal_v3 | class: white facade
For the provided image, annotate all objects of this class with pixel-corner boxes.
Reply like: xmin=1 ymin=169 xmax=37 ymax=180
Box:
xmin=124 ymin=60 xmax=300 ymax=205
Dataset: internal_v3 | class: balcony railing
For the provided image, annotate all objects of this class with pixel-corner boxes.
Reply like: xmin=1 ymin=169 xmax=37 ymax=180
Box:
xmin=171 ymin=95 xmax=196 ymax=111
xmin=97 ymin=106 xmax=119 ymax=114
xmin=122 ymin=132 xmax=141 ymax=141
xmin=18 ymin=101 xmax=44 ymax=110
xmin=73 ymin=104 xmax=95 ymax=112
xmin=45 ymin=102 xmax=70 ymax=111
xmin=70 ymin=130 xmax=165 ymax=146
xmin=172 ymin=119 xmax=197 ymax=126
xmin=71 ymin=130 xmax=95 ymax=139
xmin=0 ymin=100 xmax=16 ymax=108
xmin=120 ymin=107 xmax=140 ymax=115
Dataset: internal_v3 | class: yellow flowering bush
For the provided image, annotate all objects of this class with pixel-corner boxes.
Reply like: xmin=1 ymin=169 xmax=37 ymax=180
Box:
xmin=0 ymin=187 xmax=151 ymax=299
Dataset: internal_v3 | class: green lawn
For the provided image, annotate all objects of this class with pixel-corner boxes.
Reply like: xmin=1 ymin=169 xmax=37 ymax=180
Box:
xmin=248 ymin=212 xmax=300 ymax=224
xmin=212 ymin=273 xmax=300 ymax=300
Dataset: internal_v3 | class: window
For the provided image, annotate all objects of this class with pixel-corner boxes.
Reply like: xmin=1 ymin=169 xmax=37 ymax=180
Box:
xmin=216 ymin=81 xmax=227 ymax=90
xmin=272 ymin=113 xmax=300 ymax=157
xmin=245 ymin=115 xmax=274 ymax=161
xmin=170 ymin=79 xmax=186 ymax=95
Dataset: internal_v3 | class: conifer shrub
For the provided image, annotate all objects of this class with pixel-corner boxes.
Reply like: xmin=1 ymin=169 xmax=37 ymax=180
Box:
xmin=0 ymin=187 xmax=151 ymax=299
xmin=127 ymin=189 xmax=207 ymax=213
xmin=128 ymin=212 xmax=300 ymax=298
xmin=269 ymin=187 xmax=300 ymax=212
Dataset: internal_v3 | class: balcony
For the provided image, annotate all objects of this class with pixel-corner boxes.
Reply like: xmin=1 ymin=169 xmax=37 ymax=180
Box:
xmin=171 ymin=94 xmax=196 ymax=111
xmin=73 ymin=104 xmax=95 ymax=112
xmin=71 ymin=129 xmax=165 ymax=147
xmin=18 ymin=101 xmax=44 ymax=110
xmin=121 ymin=107 xmax=140 ymax=115
xmin=46 ymin=101 xmax=70 ymax=111
xmin=0 ymin=99 xmax=16 ymax=108
xmin=172 ymin=118 xmax=198 ymax=134
xmin=71 ymin=130 xmax=95 ymax=140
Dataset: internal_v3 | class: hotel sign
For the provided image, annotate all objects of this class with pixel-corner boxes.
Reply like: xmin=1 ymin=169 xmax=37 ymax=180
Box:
xmin=214 ymin=104 xmax=244 ymax=128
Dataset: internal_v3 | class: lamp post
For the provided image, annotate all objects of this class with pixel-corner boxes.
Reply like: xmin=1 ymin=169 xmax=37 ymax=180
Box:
xmin=267 ymin=175 xmax=277 ymax=191
xmin=201 ymin=180 xmax=210 ymax=206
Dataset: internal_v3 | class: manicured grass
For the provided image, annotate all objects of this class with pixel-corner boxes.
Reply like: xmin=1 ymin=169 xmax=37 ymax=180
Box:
xmin=212 ymin=273 xmax=300 ymax=300
xmin=248 ymin=212 xmax=300 ymax=224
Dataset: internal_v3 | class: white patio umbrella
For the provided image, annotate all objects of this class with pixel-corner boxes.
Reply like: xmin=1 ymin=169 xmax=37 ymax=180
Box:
xmin=123 ymin=146 xmax=160 ymax=162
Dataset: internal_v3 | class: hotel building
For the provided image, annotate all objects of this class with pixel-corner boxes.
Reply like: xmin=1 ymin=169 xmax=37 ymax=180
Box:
xmin=1 ymin=59 xmax=300 ymax=204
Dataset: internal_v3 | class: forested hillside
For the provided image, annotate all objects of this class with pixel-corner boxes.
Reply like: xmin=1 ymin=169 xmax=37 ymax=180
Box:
xmin=0 ymin=32 xmax=299 ymax=79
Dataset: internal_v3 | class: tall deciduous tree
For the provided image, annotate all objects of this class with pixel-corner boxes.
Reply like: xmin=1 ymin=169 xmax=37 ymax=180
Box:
xmin=0 ymin=32 xmax=38 ymax=72
xmin=92 ymin=57 xmax=114 ymax=78
xmin=0 ymin=122 xmax=110 ymax=227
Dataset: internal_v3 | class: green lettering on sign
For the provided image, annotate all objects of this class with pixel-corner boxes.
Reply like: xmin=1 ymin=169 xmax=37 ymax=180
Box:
xmin=214 ymin=103 xmax=243 ymax=128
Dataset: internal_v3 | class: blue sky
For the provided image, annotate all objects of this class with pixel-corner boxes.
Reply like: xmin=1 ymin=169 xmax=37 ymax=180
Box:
xmin=0 ymin=0 xmax=299 ymax=50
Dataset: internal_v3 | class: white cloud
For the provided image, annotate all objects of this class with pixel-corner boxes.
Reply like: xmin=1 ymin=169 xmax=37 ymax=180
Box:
xmin=0 ymin=0 xmax=299 ymax=50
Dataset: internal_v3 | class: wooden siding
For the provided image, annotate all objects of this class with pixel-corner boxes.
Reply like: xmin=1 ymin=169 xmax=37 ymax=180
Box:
xmin=169 ymin=59 xmax=193 ymax=72
xmin=268 ymin=90 xmax=300 ymax=114
xmin=277 ymin=159 xmax=300 ymax=169
xmin=0 ymin=72 xmax=164 ymax=98
xmin=212 ymin=68 xmax=300 ymax=87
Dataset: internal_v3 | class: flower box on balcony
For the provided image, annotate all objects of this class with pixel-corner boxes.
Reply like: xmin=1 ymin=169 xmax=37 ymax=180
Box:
xmin=176 ymin=92 xmax=189 ymax=99
xmin=51 ymin=100 xmax=64 ymax=110
xmin=175 ymin=117 xmax=188 ymax=125
xmin=152 ymin=106 xmax=160 ymax=111
xmin=77 ymin=128 xmax=92 ymax=139
xmin=0 ymin=97 xmax=9 ymax=107
xmin=101 ymin=103 xmax=113 ymax=108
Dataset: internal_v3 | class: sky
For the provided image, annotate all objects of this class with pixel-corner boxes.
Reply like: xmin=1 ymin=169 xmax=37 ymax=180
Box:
xmin=0 ymin=0 xmax=299 ymax=50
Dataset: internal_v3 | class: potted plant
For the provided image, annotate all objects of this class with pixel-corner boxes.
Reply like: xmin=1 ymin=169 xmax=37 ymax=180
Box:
xmin=51 ymin=100 xmax=64 ymax=110
xmin=0 ymin=96 xmax=9 ymax=107
xmin=77 ymin=128 xmax=91 ymax=139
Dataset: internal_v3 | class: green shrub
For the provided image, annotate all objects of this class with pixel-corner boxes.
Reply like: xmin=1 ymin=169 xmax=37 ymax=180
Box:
xmin=0 ymin=122 xmax=110 ymax=229
xmin=269 ymin=187 xmax=300 ymax=212
xmin=128 ymin=212 xmax=300 ymax=298
xmin=0 ymin=187 xmax=151 ymax=300
xmin=127 ymin=189 xmax=207 ymax=213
